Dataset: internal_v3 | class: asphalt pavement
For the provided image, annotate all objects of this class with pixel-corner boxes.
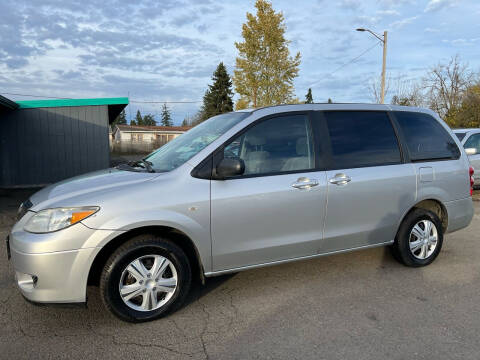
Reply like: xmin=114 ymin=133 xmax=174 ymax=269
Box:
xmin=1 ymin=189 xmax=480 ymax=359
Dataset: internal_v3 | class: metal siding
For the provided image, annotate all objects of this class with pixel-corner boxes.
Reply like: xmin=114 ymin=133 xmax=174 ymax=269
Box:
xmin=0 ymin=105 xmax=110 ymax=187
xmin=71 ymin=106 xmax=82 ymax=176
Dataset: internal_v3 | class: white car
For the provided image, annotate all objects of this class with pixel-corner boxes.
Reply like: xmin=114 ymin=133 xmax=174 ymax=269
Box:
xmin=453 ymin=129 xmax=480 ymax=185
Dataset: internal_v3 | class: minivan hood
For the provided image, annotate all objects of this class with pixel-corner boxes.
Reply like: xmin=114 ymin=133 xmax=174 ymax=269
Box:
xmin=29 ymin=168 xmax=158 ymax=210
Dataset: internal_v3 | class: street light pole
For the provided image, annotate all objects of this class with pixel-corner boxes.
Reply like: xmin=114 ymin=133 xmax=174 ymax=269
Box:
xmin=380 ymin=31 xmax=387 ymax=104
xmin=356 ymin=28 xmax=388 ymax=104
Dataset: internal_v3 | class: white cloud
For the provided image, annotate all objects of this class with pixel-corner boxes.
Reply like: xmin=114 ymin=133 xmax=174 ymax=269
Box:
xmin=442 ymin=38 xmax=480 ymax=46
xmin=390 ymin=16 xmax=419 ymax=29
xmin=339 ymin=0 xmax=363 ymax=10
xmin=425 ymin=0 xmax=458 ymax=12
xmin=1 ymin=0 xmax=480 ymax=122
xmin=376 ymin=9 xmax=400 ymax=16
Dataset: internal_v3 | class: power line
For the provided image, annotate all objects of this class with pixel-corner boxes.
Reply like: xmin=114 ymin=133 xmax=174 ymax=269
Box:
xmin=309 ymin=41 xmax=382 ymax=88
xmin=0 ymin=92 xmax=73 ymax=99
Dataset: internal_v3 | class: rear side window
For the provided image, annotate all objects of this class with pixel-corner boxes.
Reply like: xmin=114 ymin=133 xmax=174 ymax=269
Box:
xmin=393 ymin=111 xmax=460 ymax=161
xmin=325 ymin=111 xmax=401 ymax=169
xmin=455 ymin=132 xmax=466 ymax=141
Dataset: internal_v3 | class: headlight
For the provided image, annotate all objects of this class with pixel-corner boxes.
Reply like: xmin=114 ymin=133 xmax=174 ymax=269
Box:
xmin=24 ymin=207 xmax=99 ymax=233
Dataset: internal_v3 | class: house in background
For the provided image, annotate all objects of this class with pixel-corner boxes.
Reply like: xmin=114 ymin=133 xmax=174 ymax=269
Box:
xmin=112 ymin=125 xmax=191 ymax=154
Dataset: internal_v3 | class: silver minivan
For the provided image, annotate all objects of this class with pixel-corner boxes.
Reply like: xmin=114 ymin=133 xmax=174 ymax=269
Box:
xmin=7 ymin=104 xmax=474 ymax=322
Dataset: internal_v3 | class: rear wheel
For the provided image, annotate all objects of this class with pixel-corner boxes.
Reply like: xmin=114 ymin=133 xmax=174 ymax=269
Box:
xmin=391 ymin=208 xmax=443 ymax=267
xmin=100 ymin=235 xmax=191 ymax=322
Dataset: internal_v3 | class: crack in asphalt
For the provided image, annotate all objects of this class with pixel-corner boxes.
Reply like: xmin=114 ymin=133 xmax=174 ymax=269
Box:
xmin=85 ymin=321 xmax=196 ymax=358
xmin=197 ymin=300 xmax=211 ymax=360
xmin=171 ymin=318 xmax=189 ymax=340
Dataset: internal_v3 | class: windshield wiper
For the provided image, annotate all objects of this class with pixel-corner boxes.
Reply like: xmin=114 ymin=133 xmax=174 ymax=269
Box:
xmin=131 ymin=159 xmax=155 ymax=173
xmin=116 ymin=159 xmax=155 ymax=173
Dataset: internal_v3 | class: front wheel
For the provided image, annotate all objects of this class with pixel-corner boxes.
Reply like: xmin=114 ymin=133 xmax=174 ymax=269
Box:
xmin=100 ymin=235 xmax=191 ymax=322
xmin=391 ymin=208 xmax=444 ymax=267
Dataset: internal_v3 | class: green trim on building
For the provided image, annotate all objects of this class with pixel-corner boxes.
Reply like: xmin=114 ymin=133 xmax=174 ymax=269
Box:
xmin=16 ymin=97 xmax=129 ymax=109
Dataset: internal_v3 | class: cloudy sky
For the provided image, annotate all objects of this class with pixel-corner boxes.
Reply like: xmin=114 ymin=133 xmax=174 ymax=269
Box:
xmin=1 ymin=0 xmax=479 ymax=124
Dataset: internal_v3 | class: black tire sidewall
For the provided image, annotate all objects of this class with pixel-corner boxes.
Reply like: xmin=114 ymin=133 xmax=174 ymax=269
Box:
xmin=102 ymin=238 xmax=191 ymax=322
xmin=396 ymin=209 xmax=443 ymax=267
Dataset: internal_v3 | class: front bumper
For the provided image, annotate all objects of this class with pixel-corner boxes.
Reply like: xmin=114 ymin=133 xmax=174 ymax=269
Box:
xmin=8 ymin=215 xmax=124 ymax=304
xmin=10 ymin=245 xmax=100 ymax=303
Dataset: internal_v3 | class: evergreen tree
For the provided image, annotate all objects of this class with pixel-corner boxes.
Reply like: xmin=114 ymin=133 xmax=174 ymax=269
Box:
xmin=327 ymin=98 xmax=333 ymax=104
xmin=113 ymin=109 xmax=127 ymax=125
xmin=130 ymin=119 xmax=137 ymax=125
xmin=305 ymin=88 xmax=313 ymax=104
xmin=142 ymin=114 xmax=157 ymax=126
xmin=200 ymin=62 xmax=234 ymax=121
xmin=134 ymin=110 xmax=143 ymax=125
xmin=233 ymin=0 xmax=301 ymax=109
xmin=160 ymin=103 xmax=173 ymax=127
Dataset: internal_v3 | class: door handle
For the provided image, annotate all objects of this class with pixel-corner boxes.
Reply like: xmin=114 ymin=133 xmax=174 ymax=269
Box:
xmin=329 ymin=173 xmax=351 ymax=185
xmin=291 ymin=177 xmax=319 ymax=190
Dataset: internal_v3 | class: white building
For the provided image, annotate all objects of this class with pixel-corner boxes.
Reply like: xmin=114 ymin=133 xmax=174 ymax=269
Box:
xmin=113 ymin=125 xmax=191 ymax=144
xmin=112 ymin=125 xmax=192 ymax=154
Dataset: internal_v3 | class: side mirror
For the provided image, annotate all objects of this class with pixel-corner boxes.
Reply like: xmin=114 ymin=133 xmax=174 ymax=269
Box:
xmin=465 ymin=148 xmax=477 ymax=155
xmin=216 ymin=158 xmax=245 ymax=179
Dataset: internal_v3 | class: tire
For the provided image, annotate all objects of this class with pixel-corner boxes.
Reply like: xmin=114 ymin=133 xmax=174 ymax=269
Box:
xmin=100 ymin=234 xmax=192 ymax=322
xmin=391 ymin=208 xmax=443 ymax=267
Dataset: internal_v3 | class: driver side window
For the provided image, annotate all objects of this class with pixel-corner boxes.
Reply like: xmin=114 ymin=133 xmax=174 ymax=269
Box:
xmin=222 ymin=114 xmax=315 ymax=176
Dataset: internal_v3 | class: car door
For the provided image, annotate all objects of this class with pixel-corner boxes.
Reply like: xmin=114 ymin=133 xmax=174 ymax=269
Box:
xmin=392 ymin=110 xmax=466 ymax=200
xmin=210 ymin=112 xmax=327 ymax=271
xmin=463 ymin=133 xmax=480 ymax=182
xmin=320 ymin=111 xmax=417 ymax=253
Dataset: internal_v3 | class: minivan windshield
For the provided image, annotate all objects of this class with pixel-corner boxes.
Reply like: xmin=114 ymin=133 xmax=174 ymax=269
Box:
xmin=144 ymin=112 xmax=250 ymax=172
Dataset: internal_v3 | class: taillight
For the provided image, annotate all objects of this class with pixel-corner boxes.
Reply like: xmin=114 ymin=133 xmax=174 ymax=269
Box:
xmin=469 ymin=166 xmax=474 ymax=196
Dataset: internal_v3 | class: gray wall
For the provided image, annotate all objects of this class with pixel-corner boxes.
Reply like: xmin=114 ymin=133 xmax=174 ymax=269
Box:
xmin=1 ymin=105 xmax=110 ymax=187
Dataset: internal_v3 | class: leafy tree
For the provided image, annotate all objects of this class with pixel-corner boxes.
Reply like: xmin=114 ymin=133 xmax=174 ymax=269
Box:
xmin=327 ymin=98 xmax=333 ymax=104
xmin=305 ymin=88 xmax=313 ymax=104
xmin=134 ymin=110 xmax=143 ymax=126
xmin=160 ymin=103 xmax=173 ymax=126
xmin=142 ymin=114 xmax=157 ymax=126
xmin=233 ymin=0 xmax=301 ymax=109
xmin=130 ymin=119 xmax=137 ymax=125
xmin=234 ymin=97 xmax=250 ymax=111
xmin=113 ymin=109 xmax=127 ymax=126
xmin=199 ymin=62 xmax=234 ymax=121
xmin=450 ymin=84 xmax=480 ymax=128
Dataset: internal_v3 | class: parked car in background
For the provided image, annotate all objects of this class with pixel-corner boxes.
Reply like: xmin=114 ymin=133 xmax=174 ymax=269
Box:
xmin=454 ymin=129 xmax=480 ymax=185
xmin=7 ymin=104 xmax=474 ymax=322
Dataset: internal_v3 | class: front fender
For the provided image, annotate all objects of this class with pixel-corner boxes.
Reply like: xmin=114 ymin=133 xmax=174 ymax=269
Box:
xmin=81 ymin=209 xmax=211 ymax=272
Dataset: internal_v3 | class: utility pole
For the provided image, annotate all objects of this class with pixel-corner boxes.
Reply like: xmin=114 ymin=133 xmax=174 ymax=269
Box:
xmin=356 ymin=28 xmax=388 ymax=104
xmin=380 ymin=31 xmax=388 ymax=104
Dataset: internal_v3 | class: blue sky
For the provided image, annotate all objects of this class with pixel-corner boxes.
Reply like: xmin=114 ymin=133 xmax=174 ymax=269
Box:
xmin=1 ymin=0 xmax=479 ymax=124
